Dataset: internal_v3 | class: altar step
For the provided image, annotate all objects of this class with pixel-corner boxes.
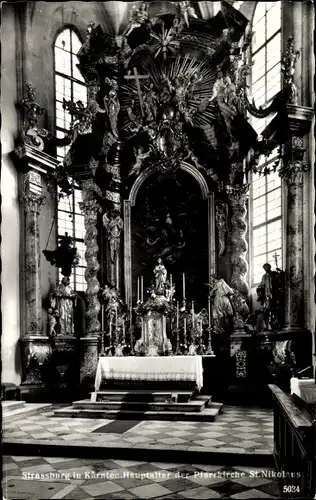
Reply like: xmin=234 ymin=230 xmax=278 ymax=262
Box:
xmin=53 ymin=391 xmax=223 ymax=421
xmin=93 ymin=389 xmax=196 ymax=403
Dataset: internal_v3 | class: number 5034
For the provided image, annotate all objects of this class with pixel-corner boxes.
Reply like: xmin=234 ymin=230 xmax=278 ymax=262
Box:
xmin=283 ymin=486 xmax=300 ymax=493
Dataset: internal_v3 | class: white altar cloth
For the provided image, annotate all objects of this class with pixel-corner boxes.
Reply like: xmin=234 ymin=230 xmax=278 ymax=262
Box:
xmin=291 ymin=377 xmax=316 ymax=404
xmin=95 ymin=356 xmax=203 ymax=391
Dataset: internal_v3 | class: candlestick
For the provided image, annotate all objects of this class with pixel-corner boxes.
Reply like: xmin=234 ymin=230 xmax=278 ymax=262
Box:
xmin=129 ymin=305 xmax=132 ymax=330
xmin=182 ymin=273 xmax=186 ymax=300
xmin=184 ymin=317 xmax=187 ymax=342
xmin=101 ymin=304 xmax=105 ymax=332
xmin=109 ymin=319 xmax=112 ymax=343
xmin=208 ymin=296 xmax=211 ymax=329
xmin=115 ymin=307 xmax=118 ymax=332
xmin=141 ymin=275 xmax=144 ymax=303
xmin=192 ymin=301 xmax=195 ymax=328
xmin=176 ymin=301 xmax=179 ymax=329
xmin=137 ymin=278 xmax=140 ymax=303
xmin=122 ymin=321 xmax=125 ymax=344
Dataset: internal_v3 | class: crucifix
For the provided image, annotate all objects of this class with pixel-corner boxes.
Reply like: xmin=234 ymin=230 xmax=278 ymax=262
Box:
xmin=124 ymin=67 xmax=150 ymax=118
xmin=273 ymin=252 xmax=280 ymax=268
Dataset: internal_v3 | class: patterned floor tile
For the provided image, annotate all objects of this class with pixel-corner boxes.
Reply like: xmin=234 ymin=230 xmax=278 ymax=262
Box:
xmin=128 ymin=483 xmax=173 ymax=499
xmin=230 ymin=487 xmax=276 ymax=498
xmin=179 ymin=486 xmax=222 ymax=498
xmin=81 ymin=481 xmax=124 ymax=496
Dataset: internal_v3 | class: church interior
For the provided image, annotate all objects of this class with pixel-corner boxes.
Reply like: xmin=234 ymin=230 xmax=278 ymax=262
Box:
xmin=2 ymin=1 xmax=316 ymax=499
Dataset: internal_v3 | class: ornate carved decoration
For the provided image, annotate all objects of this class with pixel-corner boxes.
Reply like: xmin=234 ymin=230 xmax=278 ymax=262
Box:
xmin=226 ymin=185 xmax=249 ymax=299
xmin=281 ymin=36 xmax=300 ymax=106
xmin=20 ymin=193 xmax=46 ymax=213
xmin=279 ymin=136 xmax=310 ymax=187
xmin=79 ymin=199 xmax=102 ymax=335
xmin=235 ymin=350 xmax=247 ymax=378
xmin=215 ymin=202 xmax=228 ymax=257
xmin=21 ymin=338 xmax=52 ymax=385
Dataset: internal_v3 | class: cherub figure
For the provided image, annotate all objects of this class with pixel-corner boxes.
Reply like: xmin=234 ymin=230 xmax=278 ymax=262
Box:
xmin=123 ymin=2 xmax=149 ymax=38
xmin=128 ymin=146 xmax=151 ymax=177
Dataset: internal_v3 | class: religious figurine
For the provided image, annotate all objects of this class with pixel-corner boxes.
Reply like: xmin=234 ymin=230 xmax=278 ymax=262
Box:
xmin=128 ymin=146 xmax=151 ymax=177
xmin=102 ymin=211 xmax=124 ymax=264
xmin=209 ymin=278 xmax=234 ymax=333
xmin=49 ymin=277 xmax=77 ymax=335
xmin=123 ymin=2 xmax=149 ymax=38
xmin=256 ymin=263 xmax=273 ymax=331
xmin=104 ymin=82 xmax=120 ymax=138
xmin=43 ymin=232 xmax=79 ymax=278
xmin=102 ymin=281 xmax=125 ymax=315
xmin=178 ymin=1 xmax=198 ymax=27
xmin=153 ymin=258 xmax=167 ymax=292
xmin=47 ymin=300 xmax=58 ymax=337
xmin=281 ymin=36 xmax=300 ymax=105
xmin=215 ymin=202 xmax=228 ymax=257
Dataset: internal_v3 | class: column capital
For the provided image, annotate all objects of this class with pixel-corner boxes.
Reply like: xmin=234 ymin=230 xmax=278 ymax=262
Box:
xmin=20 ymin=192 xmax=46 ymax=213
xmin=79 ymin=199 xmax=101 ymax=219
xmin=279 ymin=160 xmax=310 ymax=187
xmin=226 ymin=184 xmax=249 ymax=205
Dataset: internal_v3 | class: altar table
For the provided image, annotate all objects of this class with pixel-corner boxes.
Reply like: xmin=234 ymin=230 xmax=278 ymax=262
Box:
xmin=95 ymin=356 xmax=203 ymax=391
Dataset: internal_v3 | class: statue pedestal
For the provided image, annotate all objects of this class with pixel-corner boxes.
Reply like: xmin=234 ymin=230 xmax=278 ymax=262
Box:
xmin=135 ymin=311 xmax=172 ymax=356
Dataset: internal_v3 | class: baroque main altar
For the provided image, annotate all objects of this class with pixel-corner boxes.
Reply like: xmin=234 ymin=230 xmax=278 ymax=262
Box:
xmin=15 ymin=1 xmax=313 ymax=399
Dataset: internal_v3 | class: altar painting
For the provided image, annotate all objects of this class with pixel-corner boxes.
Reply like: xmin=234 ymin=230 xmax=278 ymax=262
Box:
xmin=131 ymin=170 xmax=208 ymax=309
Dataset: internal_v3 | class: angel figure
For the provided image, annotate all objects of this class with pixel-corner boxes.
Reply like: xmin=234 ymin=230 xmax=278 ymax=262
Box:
xmin=103 ymin=212 xmax=124 ymax=264
xmin=128 ymin=146 xmax=151 ymax=177
xmin=104 ymin=81 xmax=120 ymax=138
xmin=123 ymin=2 xmax=149 ymax=38
xmin=178 ymin=1 xmax=198 ymax=27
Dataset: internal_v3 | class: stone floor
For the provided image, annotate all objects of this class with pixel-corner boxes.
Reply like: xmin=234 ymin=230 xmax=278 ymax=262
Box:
xmin=3 ymin=456 xmax=282 ymax=499
xmin=3 ymin=405 xmax=273 ymax=455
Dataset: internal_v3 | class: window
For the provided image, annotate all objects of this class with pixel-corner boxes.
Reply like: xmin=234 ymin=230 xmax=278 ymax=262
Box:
xmin=251 ymin=155 xmax=283 ymax=285
xmin=250 ymin=1 xmax=282 ymax=135
xmin=54 ymin=28 xmax=87 ymax=291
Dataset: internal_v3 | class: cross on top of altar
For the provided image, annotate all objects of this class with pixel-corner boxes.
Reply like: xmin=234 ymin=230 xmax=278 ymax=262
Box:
xmin=124 ymin=67 xmax=150 ymax=117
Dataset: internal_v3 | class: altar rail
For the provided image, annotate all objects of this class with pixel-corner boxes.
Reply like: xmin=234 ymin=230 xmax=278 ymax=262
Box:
xmin=268 ymin=384 xmax=316 ymax=498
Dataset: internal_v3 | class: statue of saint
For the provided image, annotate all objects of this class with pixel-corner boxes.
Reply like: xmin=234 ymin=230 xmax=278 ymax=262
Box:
xmin=210 ymin=278 xmax=234 ymax=332
xmin=103 ymin=211 xmax=124 ymax=264
xmin=256 ymin=263 xmax=273 ymax=331
xmin=49 ymin=277 xmax=77 ymax=335
xmin=153 ymin=258 xmax=167 ymax=292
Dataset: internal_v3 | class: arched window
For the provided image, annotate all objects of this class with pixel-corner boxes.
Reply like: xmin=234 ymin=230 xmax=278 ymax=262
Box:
xmin=250 ymin=1 xmax=282 ymax=135
xmin=54 ymin=28 xmax=87 ymax=292
xmin=249 ymin=2 xmax=283 ymax=285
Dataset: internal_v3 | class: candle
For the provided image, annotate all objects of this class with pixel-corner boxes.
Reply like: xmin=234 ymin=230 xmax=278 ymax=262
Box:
xmin=115 ymin=307 xmax=118 ymax=331
xmin=109 ymin=319 xmax=112 ymax=341
xmin=101 ymin=304 xmax=104 ymax=331
xmin=208 ymin=296 xmax=211 ymax=328
xmin=182 ymin=273 xmax=186 ymax=300
xmin=184 ymin=317 xmax=187 ymax=336
xmin=141 ymin=275 xmax=144 ymax=303
xmin=176 ymin=301 xmax=179 ymax=329
xmin=122 ymin=321 xmax=125 ymax=341
xmin=200 ymin=319 xmax=203 ymax=335
xmin=192 ymin=301 xmax=195 ymax=328
xmin=137 ymin=278 xmax=140 ymax=303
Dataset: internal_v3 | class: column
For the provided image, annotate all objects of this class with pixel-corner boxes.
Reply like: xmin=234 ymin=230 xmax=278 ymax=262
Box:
xmin=226 ymin=184 xmax=249 ymax=298
xmin=79 ymin=183 xmax=101 ymax=386
xmin=20 ymin=171 xmax=51 ymax=385
xmin=280 ymin=136 xmax=309 ymax=332
xmin=226 ymin=184 xmax=250 ymax=334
